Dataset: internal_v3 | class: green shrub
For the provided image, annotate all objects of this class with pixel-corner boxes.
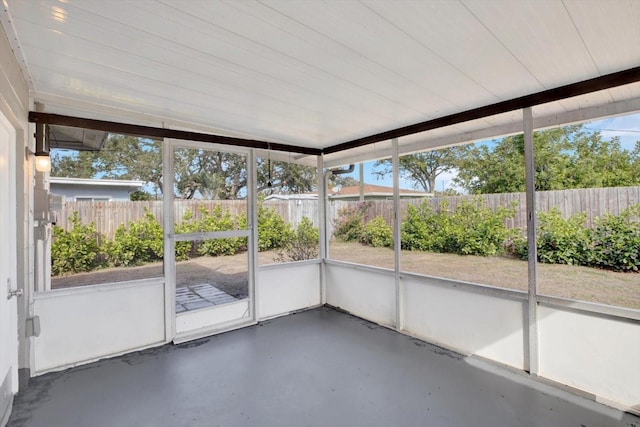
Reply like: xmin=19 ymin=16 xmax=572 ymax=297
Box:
xmin=258 ymin=204 xmax=292 ymax=251
xmin=196 ymin=205 xmax=246 ymax=256
xmin=535 ymin=209 xmax=589 ymax=265
xmin=277 ymin=217 xmax=319 ymax=262
xmin=105 ymin=210 xmax=163 ymax=267
xmin=400 ymin=198 xmax=516 ymax=256
xmin=401 ymin=202 xmax=446 ymax=251
xmin=51 ymin=211 xmax=103 ymax=275
xmin=588 ymin=204 xmax=640 ymax=272
xmin=362 ymin=216 xmax=393 ymax=247
xmin=175 ymin=210 xmax=198 ymax=261
xmin=333 ymin=203 xmax=368 ymax=242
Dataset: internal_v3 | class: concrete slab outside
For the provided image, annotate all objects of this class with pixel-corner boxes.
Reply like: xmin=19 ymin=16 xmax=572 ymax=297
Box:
xmin=8 ymin=307 xmax=639 ymax=427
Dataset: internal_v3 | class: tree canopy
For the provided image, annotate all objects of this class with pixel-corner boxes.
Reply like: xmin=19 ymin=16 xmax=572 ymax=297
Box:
xmin=374 ymin=148 xmax=463 ymax=193
xmin=52 ymin=134 xmax=326 ymax=199
xmin=453 ymin=125 xmax=640 ymax=194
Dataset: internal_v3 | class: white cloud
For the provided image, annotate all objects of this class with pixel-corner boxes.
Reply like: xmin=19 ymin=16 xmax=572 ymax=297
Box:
xmin=586 ymin=113 xmax=640 ymax=150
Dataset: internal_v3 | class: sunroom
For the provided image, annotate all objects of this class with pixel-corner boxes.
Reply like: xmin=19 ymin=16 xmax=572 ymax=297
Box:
xmin=1 ymin=1 xmax=639 ymax=426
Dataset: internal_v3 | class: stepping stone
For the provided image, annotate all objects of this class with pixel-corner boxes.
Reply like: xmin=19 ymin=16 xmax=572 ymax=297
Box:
xmin=183 ymin=300 xmax=215 ymax=310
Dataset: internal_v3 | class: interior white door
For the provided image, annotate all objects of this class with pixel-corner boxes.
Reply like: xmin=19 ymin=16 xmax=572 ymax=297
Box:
xmin=0 ymin=111 xmax=19 ymax=425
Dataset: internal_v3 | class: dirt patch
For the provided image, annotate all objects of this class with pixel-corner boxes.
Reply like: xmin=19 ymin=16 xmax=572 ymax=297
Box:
xmin=51 ymin=243 xmax=639 ymax=309
xmin=51 ymin=251 xmax=281 ymax=299
xmin=329 ymin=241 xmax=640 ymax=309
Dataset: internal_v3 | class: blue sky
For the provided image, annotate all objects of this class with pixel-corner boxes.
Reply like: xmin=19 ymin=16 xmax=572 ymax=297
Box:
xmin=342 ymin=112 xmax=640 ymax=192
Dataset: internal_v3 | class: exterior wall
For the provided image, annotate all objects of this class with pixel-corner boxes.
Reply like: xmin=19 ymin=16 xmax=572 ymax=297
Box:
xmin=0 ymin=19 xmax=31 ymax=418
xmin=50 ymin=182 xmax=136 ymax=201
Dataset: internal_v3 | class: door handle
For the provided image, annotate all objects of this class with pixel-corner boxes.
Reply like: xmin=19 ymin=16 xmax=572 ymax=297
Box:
xmin=6 ymin=278 xmax=23 ymax=299
xmin=8 ymin=288 xmax=23 ymax=299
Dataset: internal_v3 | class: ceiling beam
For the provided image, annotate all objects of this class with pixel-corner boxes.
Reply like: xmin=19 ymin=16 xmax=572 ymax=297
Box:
xmin=322 ymin=96 xmax=640 ymax=168
xmin=28 ymin=112 xmax=322 ymax=156
xmin=323 ymin=66 xmax=640 ymax=155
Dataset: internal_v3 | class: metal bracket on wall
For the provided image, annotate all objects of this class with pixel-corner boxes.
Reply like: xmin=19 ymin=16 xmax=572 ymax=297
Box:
xmin=25 ymin=316 xmax=40 ymax=337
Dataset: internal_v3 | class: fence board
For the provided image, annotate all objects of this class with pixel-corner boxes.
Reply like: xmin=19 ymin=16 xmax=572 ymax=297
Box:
xmin=56 ymin=186 xmax=640 ymax=240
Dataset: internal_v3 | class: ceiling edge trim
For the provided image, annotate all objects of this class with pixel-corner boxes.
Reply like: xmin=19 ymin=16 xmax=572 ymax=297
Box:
xmin=323 ymin=66 xmax=640 ymax=155
xmin=28 ymin=112 xmax=322 ymax=156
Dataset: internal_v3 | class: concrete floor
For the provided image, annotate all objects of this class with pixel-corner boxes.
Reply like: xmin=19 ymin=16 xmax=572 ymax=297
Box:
xmin=8 ymin=307 xmax=639 ymax=427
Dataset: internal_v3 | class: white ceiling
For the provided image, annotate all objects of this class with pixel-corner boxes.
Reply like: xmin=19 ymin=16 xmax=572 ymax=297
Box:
xmin=2 ymin=0 xmax=640 ymax=165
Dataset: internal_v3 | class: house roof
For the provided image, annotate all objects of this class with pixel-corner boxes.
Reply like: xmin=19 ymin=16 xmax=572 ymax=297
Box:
xmin=330 ymin=184 xmax=429 ymax=198
xmin=50 ymin=177 xmax=145 ymax=189
xmin=2 ymin=1 xmax=639 ymax=166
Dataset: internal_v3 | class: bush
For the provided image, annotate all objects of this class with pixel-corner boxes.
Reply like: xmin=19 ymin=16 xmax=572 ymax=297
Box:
xmin=175 ymin=209 xmax=198 ymax=261
xmin=401 ymin=198 xmax=516 ymax=256
xmin=535 ymin=209 xmax=589 ymax=265
xmin=277 ymin=217 xmax=319 ymax=262
xmin=401 ymin=202 xmax=445 ymax=251
xmin=333 ymin=203 xmax=369 ymax=242
xmin=258 ymin=204 xmax=292 ymax=251
xmin=104 ymin=210 xmax=164 ymax=267
xmin=196 ymin=205 xmax=246 ymax=256
xmin=362 ymin=216 xmax=393 ymax=247
xmin=588 ymin=204 xmax=640 ymax=272
xmin=51 ymin=211 xmax=103 ymax=275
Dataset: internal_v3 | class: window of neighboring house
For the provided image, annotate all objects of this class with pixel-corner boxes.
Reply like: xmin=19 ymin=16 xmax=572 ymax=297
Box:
xmin=48 ymin=130 xmax=164 ymax=290
xmin=74 ymin=197 xmax=110 ymax=202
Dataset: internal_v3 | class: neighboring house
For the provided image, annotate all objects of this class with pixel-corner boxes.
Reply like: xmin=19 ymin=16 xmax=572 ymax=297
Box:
xmin=263 ymin=193 xmax=318 ymax=202
xmin=49 ymin=177 xmax=145 ymax=202
xmin=329 ymin=184 xmax=432 ymax=201
xmin=264 ymin=184 xmax=433 ymax=202
xmin=262 ymin=184 xmax=432 ymax=202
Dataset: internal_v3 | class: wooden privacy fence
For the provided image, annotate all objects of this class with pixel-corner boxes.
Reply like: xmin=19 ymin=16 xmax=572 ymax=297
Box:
xmin=330 ymin=186 xmax=640 ymax=232
xmin=56 ymin=186 xmax=640 ymax=240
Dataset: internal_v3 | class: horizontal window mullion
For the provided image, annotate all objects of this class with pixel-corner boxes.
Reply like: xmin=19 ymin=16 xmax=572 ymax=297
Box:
xmin=171 ymin=230 xmax=249 ymax=241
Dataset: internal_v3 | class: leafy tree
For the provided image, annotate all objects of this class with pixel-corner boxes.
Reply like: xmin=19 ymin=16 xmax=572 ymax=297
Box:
xmin=454 ymin=125 xmax=639 ymax=194
xmin=130 ymin=190 xmax=152 ymax=201
xmin=52 ymin=135 xmax=164 ymax=193
xmin=51 ymin=150 xmax=99 ymax=178
xmin=374 ymin=148 xmax=462 ymax=193
xmin=173 ymin=148 xmax=246 ymax=199
xmin=257 ymin=159 xmax=317 ymax=195
xmin=330 ymin=175 xmax=360 ymax=188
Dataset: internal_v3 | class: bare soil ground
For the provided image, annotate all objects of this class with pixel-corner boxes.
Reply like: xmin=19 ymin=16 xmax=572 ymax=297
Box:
xmin=52 ymin=243 xmax=639 ymax=309
xmin=329 ymin=241 xmax=640 ymax=309
xmin=51 ymin=251 xmax=280 ymax=299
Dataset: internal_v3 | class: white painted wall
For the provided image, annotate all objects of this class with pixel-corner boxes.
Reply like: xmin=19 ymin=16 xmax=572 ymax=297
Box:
xmin=538 ymin=305 xmax=640 ymax=409
xmin=0 ymin=23 xmax=29 ymax=426
xmin=326 ymin=263 xmax=395 ymax=327
xmin=402 ymin=276 xmax=526 ymax=370
xmin=33 ymin=281 xmax=165 ymax=373
xmin=258 ymin=262 xmax=321 ymax=320
xmin=0 ymin=107 xmax=19 ymax=427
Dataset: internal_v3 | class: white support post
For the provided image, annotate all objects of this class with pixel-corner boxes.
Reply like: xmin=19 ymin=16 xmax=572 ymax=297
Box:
xmin=392 ymin=138 xmax=402 ymax=331
xmin=162 ymin=138 xmax=176 ymax=342
xmin=523 ymin=107 xmax=539 ymax=375
xmin=248 ymin=149 xmax=259 ymax=321
xmin=317 ymin=156 xmax=327 ymax=304
xmin=359 ymin=162 xmax=364 ymax=202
